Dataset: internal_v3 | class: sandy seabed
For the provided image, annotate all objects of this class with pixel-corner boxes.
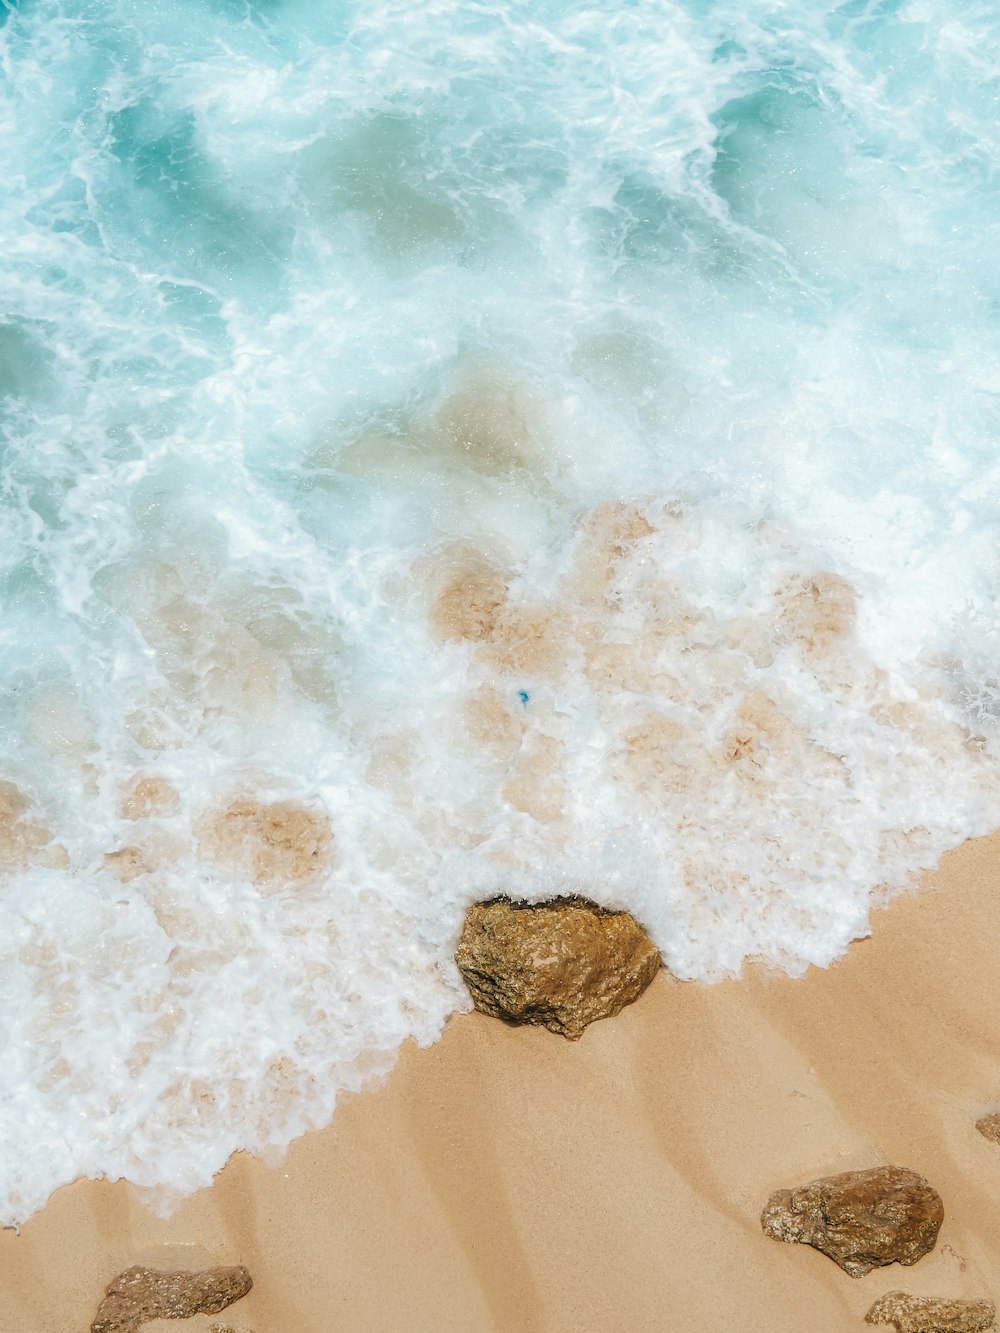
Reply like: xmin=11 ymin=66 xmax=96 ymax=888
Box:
xmin=4 ymin=831 xmax=1000 ymax=1332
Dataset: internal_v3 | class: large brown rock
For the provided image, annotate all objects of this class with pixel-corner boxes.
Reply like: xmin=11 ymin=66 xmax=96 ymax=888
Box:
xmin=91 ymin=1265 xmax=252 ymax=1333
xmin=975 ymin=1112 xmax=1000 ymax=1146
xmin=865 ymin=1291 xmax=996 ymax=1332
xmin=455 ymin=896 xmax=660 ymax=1039
xmin=760 ymin=1165 xmax=943 ymax=1278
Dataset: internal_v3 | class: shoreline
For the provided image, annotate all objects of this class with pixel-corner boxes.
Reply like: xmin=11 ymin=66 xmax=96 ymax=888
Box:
xmin=5 ymin=831 xmax=1000 ymax=1331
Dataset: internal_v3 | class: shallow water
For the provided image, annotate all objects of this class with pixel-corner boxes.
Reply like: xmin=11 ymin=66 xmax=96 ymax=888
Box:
xmin=2 ymin=0 xmax=1000 ymax=1226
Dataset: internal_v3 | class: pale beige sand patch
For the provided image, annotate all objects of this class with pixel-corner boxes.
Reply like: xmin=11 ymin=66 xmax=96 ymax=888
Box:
xmin=4 ymin=832 xmax=1000 ymax=1331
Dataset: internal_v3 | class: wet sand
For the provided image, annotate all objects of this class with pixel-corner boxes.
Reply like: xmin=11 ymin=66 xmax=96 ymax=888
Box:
xmin=4 ymin=830 xmax=1000 ymax=1332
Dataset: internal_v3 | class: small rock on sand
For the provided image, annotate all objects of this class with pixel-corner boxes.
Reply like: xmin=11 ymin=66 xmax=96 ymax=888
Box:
xmin=865 ymin=1290 xmax=996 ymax=1333
xmin=455 ymin=896 xmax=660 ymax=1039
xmin=975 ymin=1113 xmax=1000 ymax=1145
xmin=91 ymin=1264 xmax=252 ymax=1333
xmin=760 ymin=1165 xmax=943 ymax=1278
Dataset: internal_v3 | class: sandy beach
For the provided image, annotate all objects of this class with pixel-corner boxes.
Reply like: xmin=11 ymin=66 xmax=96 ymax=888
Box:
xmin=4 ymin=829 xmax=1000 ymax=1332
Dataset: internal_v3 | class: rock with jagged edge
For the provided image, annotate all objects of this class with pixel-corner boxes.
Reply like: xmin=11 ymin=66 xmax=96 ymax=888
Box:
xmin=865 ymin=1290 xmax=996 ymax=1332
xmin=761 ymin=1165 xmax=943 ymax=1278
xmin=455 ymin=896 xmax=660 ymax=1039
xmin=91 ymin=1265 xmax=252 ymax=1333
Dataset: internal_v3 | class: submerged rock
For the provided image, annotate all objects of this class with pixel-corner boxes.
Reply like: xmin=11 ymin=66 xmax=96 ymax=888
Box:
xmin=197 ymin=797 xmax=334 ymax=892
xmin=865 ymin=1291 xmax=996 ymax=1333
xmin=455 ymin=896 xmax=660 ymax=1039
xmin=975 ymin=1113 xmax=1000 ymax=1146
xmin=91 ymin=1265 xmax=252 ymax=1333
xmin=760 ymin=1165 xmax=943 ymax=1278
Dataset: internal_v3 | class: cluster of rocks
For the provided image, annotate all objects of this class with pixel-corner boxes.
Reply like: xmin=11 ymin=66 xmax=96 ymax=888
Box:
xmin=456 ymin=896 xmax=998 ymax=1331
xmin=760 ymin=1164 xmax=995 ymax=1328
xmin=86 ymin=896 xmax=998 ymax=1330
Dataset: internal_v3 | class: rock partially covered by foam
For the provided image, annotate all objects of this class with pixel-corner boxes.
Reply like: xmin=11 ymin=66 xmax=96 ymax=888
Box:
xmin=91 ymin=1265 xmax=252 ymax=1333
xmin=0 ymin=779 xmax=66 ymax=871
xmin=197 ymin=797 xmax=334 ymax=892
xmin=455 ymin=897 xmax=660 ymax=1039
xmin=865 ymin=1291 xmax=996 ymax=1332
xmin=975 ymin=1112 xmax=1000 ymax=1145
xmin=761 ymin=1165 xmax=943 ymax=1278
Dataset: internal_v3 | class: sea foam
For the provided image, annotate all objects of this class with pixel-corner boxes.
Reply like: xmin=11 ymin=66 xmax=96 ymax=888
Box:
xmin=2 ymin=0 xmax=1000 ymax=1226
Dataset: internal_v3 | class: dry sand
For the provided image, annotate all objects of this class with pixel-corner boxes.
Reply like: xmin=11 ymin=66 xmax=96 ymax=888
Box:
xmin=4 ymin=830 xmax=1000 ymax=1332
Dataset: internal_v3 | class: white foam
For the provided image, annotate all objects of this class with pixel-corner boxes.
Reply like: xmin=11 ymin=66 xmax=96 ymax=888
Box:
xmin=1 ymin=0 xmax=999 ymax=1227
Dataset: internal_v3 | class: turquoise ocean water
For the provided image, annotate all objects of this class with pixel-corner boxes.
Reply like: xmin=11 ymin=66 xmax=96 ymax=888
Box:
xmin=2 ymin=0 xmax=1000 ymax=1224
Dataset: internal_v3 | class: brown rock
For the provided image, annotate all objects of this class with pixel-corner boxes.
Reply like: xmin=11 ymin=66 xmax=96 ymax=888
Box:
xmin=776 ymin=570 xmax=856 ymax=650
xmin=0 ymin=779 xmax=60 ymax=871
xmin=975 ymin=1113 xmax=1000 ymax=1145
xmin=455 ymin=896 xmax=660 ymax=1039
xmin=760 ymin=1165 xmax=943 ymax=1278
xmin=103 ymin=846 xmax=155 ymax=883
xmin=120 ymin=775 xmax=180 ymax=820
xmin=428 ymin=547 xmax=509 ymax=644
xmin=197 ymin=797 xmax=334 ymax=892
xmin=91 ymin=1265 xmax=252 ymax=1333
xmin=865 ymin=1291 xmax=996 ymax=1332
